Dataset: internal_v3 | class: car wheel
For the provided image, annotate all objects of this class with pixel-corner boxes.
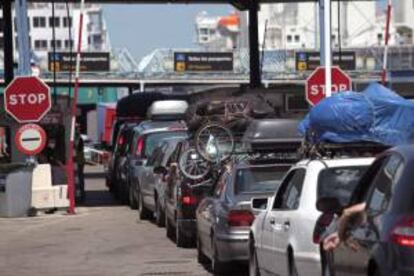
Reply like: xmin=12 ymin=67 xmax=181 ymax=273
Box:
xmin=155 ymin=197 xmax=165 ymax=227
xmin=176 ymin=223 xmax=191 ymax=248
xmin=138 ymin=190 xmax=152 ymax=220
xmin=197 ymin=237 xmax=210 ymax=265
xmin=211 ymin=238 xmax=226 ymax=275
xmin=249 ymin=243 xmax=260 ymax=276
xmin=129 ymin=184 xmax=138 ymax=210
xmin=288 ymin=251 xmax=299 ymax=276
xmin=166 ymin=214 xmax=175 ymax=241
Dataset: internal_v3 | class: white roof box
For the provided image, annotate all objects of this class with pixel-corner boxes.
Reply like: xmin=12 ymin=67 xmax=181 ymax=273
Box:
xmin=147 ymin=100 xmax=189 ymax=120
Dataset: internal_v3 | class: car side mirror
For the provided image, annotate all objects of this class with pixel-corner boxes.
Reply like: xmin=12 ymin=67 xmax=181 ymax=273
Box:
xmin=251 ymin=197 xmax=268 ymax=212
xmin=154 ymin=166 xmax=167 ymax=175
xmin=316 ymin=197 xmax=344 ymax=215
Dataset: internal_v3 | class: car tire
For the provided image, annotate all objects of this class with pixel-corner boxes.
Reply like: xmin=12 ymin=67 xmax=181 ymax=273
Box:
xmin=197 ymin=237 xmax=210 ymax=265
xmin=288 ymin=250 xmax=299 ymax=276
xmin=166 ymin=214 xmax=175 ymax=240
xmin=176 ymin=223 xmax=191 ymax=248
xmin=211 ymin=238 xmax=226 ymax=275
xmin=129 ymin=184 xmax=138 ymax=210
xmin=249 ymin=242 xmax=260 ymax=276
xmin=155 ymin=197 xmax=165 ymax=228
xmin=138 ymin=190 xmax=152 ymax=220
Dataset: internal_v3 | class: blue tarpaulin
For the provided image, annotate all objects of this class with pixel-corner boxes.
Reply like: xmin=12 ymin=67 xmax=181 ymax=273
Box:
xmin=299 ymin=83 xmax=414 ymax=146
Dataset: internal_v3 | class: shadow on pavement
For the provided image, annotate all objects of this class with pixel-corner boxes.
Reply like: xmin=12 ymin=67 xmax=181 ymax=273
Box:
xmin=79 ymin=190 xmax=122 ymax=207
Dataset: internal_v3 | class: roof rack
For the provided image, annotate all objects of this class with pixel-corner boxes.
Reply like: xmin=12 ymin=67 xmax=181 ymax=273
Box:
xmin=300 ymin=141 xmax=390 ymax=160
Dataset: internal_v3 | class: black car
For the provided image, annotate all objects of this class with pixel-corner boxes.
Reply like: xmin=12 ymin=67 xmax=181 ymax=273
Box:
xmin=317 ymin=145 xmax=414 ymax=276
xmin=164 ymin=139 xmax=213 ymax=248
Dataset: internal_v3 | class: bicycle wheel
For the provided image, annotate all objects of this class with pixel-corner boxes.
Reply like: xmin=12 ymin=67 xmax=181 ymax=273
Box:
xmin=195 ymin=123 xmax=235 ymax=163
xmin=179 ymin=148 xmax=210 ymax=180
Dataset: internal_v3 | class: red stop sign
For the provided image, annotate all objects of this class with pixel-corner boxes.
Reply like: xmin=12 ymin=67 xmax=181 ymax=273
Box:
xmin=306 ymin=66 xmax=352 ymax=106
xmin=4 ymin=76 xmax=51 ymax=123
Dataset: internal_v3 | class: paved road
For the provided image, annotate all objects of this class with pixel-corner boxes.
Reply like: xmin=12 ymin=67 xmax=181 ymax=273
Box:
xmin=0 ymin=171 xmax=222 ymax=276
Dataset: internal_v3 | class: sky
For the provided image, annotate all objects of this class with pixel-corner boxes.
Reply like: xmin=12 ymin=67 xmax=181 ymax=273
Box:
xmin=103 ymin=1 xmax=386 ymax=62
xmin=103 ymin=5 xmax=232 ymax=61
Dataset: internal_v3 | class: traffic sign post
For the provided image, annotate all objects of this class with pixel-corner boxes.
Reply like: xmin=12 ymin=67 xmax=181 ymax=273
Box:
xmin=4 ymin=76 xmax=51 ymax=123
xmin=15 ymin=124 xmax=47 ymax=156
xmin=306 ymin=66 xmax=352 ymax=106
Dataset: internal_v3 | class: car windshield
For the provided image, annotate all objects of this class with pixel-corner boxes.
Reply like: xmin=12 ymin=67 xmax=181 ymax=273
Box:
xmin=318 ymin=166 xmax=369 ymax=207
xmin=235 ymin=166 xmax=290 ymax=194
xmin=145 ymin=131 xmax=187 ymax=157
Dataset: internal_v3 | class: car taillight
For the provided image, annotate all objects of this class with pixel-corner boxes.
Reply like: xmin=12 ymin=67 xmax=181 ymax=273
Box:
xmin=391 ymin=217 xmax=414 ymax=247
xmin=136 ymin=138 xmax=144 ymax=156
xmin=313 ymin=213 xmax=334 ymax=244
xmin=227 ymin=210 xmax=255 ymax=227
xmin=182 ymin=195 xmax=198 ymax=205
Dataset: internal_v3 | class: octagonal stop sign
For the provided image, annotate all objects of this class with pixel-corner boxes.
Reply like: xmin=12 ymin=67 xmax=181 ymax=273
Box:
xmin=306 ymin=66 xmax=352 ymax=106
xmin=4 ymin=76 xmax=51 ymax=123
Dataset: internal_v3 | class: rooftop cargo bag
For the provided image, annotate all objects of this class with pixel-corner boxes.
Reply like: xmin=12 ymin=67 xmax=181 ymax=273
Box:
xmin=299 ymin=83 xmax=414 ymax=146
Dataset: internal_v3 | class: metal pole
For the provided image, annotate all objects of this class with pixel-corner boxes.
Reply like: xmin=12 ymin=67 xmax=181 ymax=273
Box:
xmin=3 ymin=0 xmax=14 ymax=85
xmin=382 ymin=0 xmax=392 ymax=85
xmin=319 ymin=0 xmax=325 ymax=65
xmin=323 ymin=0 xmax=332 ymax=97
xmin=66 ymin=0 xmax=86 ymax=215
xmin=248 ymin=2 xmax=261 ymax=89
xmin=15 ymin=0 xmax=32 ymax=75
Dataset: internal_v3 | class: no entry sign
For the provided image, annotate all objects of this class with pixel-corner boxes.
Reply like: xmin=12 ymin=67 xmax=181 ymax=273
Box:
xmin=15 ymin=124 xmax=47 ymax=156
xmin=306 ymin=66 xmax=352 ymax=106
xmin=4 ymin=76 xmax=51 ymax=123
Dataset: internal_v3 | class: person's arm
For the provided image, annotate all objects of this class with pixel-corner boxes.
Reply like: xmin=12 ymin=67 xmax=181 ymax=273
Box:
xmin=323 ymin=202 xmax=366 ymax=251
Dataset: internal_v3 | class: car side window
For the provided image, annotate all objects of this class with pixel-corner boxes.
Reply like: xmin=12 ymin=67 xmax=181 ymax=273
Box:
xmin=167 ymin=143 xmax=182 ymax=166
xmin=273 ymin=169 xmax=306 ymax=210
xmin=147 ymin=146 xmax=162 ymax=166
xmin=366 ymin=154 xmax=404 ymax=215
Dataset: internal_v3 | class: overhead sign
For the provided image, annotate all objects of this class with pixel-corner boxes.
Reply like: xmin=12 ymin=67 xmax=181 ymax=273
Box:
xmin=306 ymin=66 xmax=352 ymax=106
xmin=4 ymin=76 xmax=51 ymax=123
xmin=15 ymin=124 xmax=47 ymax=156
xmin=48 ymin=52 xmax=110 ymax=72
xmin=296 ymin=51 xmax=356 ymax=71
xmin=174 ymin=52 xmax=233 ymax=72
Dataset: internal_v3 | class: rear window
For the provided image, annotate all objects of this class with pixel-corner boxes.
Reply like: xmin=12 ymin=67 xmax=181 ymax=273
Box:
xmin=235 ymin=166 xmax=290 ymax=194
xmin=144 ymin=131 xmax=187 ymax=158
xmin=318 ymin=166 xmax=369 ymax=207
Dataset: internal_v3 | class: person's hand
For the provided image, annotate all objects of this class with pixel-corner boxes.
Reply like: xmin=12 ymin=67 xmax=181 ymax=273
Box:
xmin=345 ymin=236 xmax=361 ymax=252
xmin=323 ymin=232 xmax=340 ymax=251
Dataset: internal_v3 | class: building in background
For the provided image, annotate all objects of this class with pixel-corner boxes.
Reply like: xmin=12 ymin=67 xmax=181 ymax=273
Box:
xmin=0 ymin=3 xmax=111 ymax=70
xmin=196 ymin=1 xmax=414 ymax=52
xmin=195 ymin=11 xmax=240 ymax=50
xmin=258 ymin=2 xmax=382 ymax=50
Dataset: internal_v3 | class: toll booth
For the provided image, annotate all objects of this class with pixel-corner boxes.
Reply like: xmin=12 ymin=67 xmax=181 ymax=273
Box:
xmin=0 ymin=94 xmax=72 ymax=179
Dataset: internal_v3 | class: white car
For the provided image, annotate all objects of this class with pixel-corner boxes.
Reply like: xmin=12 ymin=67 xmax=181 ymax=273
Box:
xmin=249 ymin=157 xmax=374 ymax=276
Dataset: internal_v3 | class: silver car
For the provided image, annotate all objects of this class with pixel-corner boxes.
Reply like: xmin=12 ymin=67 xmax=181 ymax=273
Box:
xmin=196 ymin=161 xmax=291 ymax=275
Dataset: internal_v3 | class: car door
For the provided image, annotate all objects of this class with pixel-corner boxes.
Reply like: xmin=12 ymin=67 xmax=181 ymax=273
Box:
xmin=165 ymin=142 xmax=183 ymax=223
xmin=334 ymin=154 xmax=404 ymax=276
xmin=141 ymin=145 xmax=164 ymax=208
xmin=271 ymin=168 xmax=306 ymax=276
xmin=198 ymin=171 xmax=229 ymax=257
xmin=258 ymin=169 xmax=305 ymax=276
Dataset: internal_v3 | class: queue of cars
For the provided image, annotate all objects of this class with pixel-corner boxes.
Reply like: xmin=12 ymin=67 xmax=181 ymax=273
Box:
xmin=106 ymin=98 xmax=414 ymax=276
